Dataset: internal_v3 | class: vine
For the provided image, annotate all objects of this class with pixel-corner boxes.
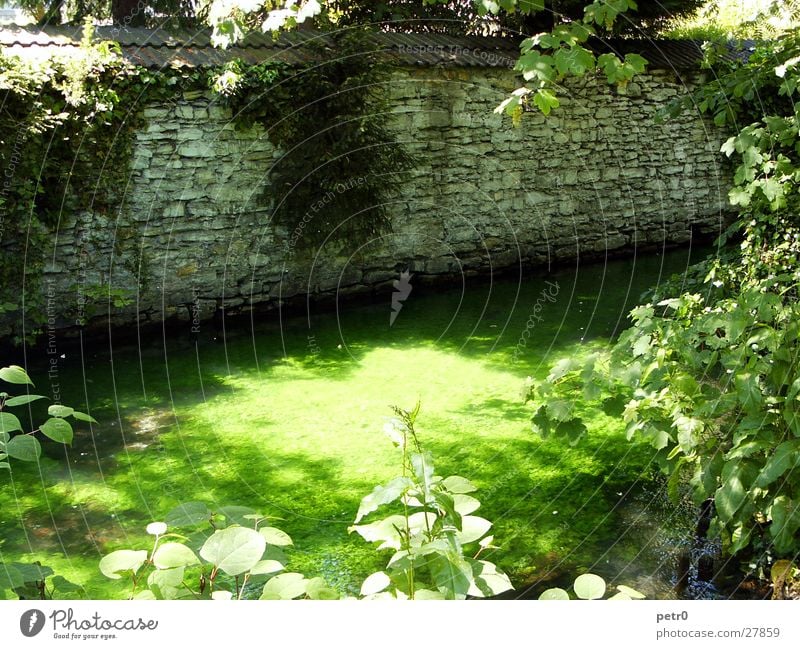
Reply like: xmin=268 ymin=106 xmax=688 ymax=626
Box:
xmin=214 ymin=28 xmax=416 ymax=253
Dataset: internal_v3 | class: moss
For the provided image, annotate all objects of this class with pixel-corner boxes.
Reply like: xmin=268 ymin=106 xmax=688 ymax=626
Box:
xmin=0 ymin=248 xmax=700 ymax=598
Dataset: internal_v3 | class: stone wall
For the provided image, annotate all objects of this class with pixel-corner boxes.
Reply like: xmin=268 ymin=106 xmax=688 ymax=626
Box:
xmin=29 ymin=66 xmax=730 ymax=335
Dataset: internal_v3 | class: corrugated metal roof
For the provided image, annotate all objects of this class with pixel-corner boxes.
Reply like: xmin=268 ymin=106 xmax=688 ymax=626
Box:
xmin=0 ymin=25 xmax=745 ymax=71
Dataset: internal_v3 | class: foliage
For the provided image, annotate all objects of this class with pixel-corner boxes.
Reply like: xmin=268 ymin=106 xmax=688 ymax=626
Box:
xmin=538 ymin=572 xmax=645 ymax=600
xmin=98 ymin=503 xmax=339 ymax=600
xmin=525 ymin=6 xmax=800 ymax=574
xmin=0 ymin=20 xmax=150 ymax=342
xmin=214 ymin=29 xmax=415 ymax=252
xmin=663 ymin=0 xmax=800 ymax=40
xmin=0 ymin=363 xmax=94 ymax=600
xmin=349 ymin=403 xmax=513 ymax=599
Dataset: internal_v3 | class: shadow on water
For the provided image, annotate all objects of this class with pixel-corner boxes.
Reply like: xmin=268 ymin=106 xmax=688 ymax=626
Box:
xmin=3 ymin=243 xmax=747 ymax=598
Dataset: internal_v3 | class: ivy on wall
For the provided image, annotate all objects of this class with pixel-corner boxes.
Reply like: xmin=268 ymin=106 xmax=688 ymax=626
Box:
xmin=214 ymin=29 xmax=416 ymax=252
xmin=0 ymin=24 xmax=415 ymax=343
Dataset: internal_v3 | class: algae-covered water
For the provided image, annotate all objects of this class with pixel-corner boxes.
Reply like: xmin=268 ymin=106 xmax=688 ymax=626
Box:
xmin=0 ymin=246 xmax=711 ymax=598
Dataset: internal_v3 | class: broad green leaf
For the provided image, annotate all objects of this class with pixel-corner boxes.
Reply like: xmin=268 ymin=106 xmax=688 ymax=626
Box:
xmin=452 ymin=494 xmax=481 ymax=515
xmin=147 ymin=567 xmax=186 ymax=599
xmin=769 ymin=496 xmax=800 ymax=554
xmin=217 ymin=506 xmax=258 ymax=527
xmin=354 ymin=477 xmax=412 ymax=523
xmin=547 ymin=357 xmax=579 ymax=382
xmin=616 ymin=584 xmax=646 ymax=599
xmin=146 ymin=522 xmax=167 ymax=536
xmin=166 ymin=502 xmax=212 ymax=527
xmin=5 ymin=435 xmax=41 ymax=461
xmin=414 ymin=589 xmax=446 ymax=599
xmin=99 ymin=550 xmax=148 ymax=579
xmin=259 ymin=526 xmax=293 ymax=547
xmin=211 ymin=591 xmax=232 ymax=600
xmin=51 ymin=575 xmax=86 ymax=596
xmin=467 ymin=559 xmax=514 ymax=597
xmin=0 ymin=412 xmax=22 ymax=434
xmin=200 ymin=526 xmax=266 ymax=576
xmin=0 ymin=564 xmax=25 ymax=589
xmin=260 ymin=572 xmax=308 ymax=600
xmin=533 ymin=89 xmax=560 ymax=116
xmin=441 ymin=475 xmax=477 ymax=494
xmin=429 ymin=553 xmax=472 ymax=599
xmin=573 ymin=573 xmax=606 ymax=600
xmin=305 ymin=577 xmax=339 ymax=600
xmin=555 ymin=418 xmax=588 ymax=446
xmin=348 ymin=515 xmax=406 ymax=550
xmin=0 ymin=366 xmax=33 ymax=385
xmin=71 ymin=411 xmax=98 ymax=423
xmin=250 ymin=559 xmax=285 ymax=575
xmin=755 ymin=440 xmax=800 ymax=488
xmin=360 ymin=571 xmax=391 ymax=596
xmin=48 ymin=404 xmax=74 ymax=418
xmin=538 ymin=587 xmax=569 ymax=600
xmin=455 ymin=515 xmax=492 ymax=544
xmin=40 ymin=418 xmax=73 ymax=444
xmin=714 ymin=461 xmax=755 ymax=523
xmin=3 ymin=394 xmax=45 ymax=407
xmin=152 ymin=542 xmax=199 ymax=569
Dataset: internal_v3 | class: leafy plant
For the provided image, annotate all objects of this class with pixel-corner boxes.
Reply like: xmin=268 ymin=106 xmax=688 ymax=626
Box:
xmin=99 ymin=502 xmax=339 ymax=600
xmin=538 ymin=572 xmax=645 ymax=600
xmin=349 ymin=403 xmax=513 ymax=599
xmin=214 ymin=29 xmax=415 ymax=252
xmin=0 ymin=363 xmax=95 ymax=600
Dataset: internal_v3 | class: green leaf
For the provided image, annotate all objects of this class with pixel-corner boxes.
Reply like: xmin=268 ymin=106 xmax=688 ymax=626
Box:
xmin=755 ymin=440 xmax=800 ymax=488
xmin=442 ymin=475 xmax=478 ymax=494
xmin=40 ymin=418 xmax=73 ymax=444
xmin=217 ymin=506 xmax=258 ymax=527
xmin=533 ymin=89 xmax=560 ymax=116
xmin=616 ymin=584 xmax=646 ymax=599
xmin=555 ymin=418 xmax=588 ymax=445
xmin=573 ymin=573 xmax=606 ymax=600
xmin=769 ymin=496 xmax=800 ymax=554
xmin=539 ymin=587 xmax=569 ymax=600
xmin=548 ymin=358 xmax=579 ymax=382
xmin=3 ymin=394 xmax=45 ymax=407
xmin=71 ymin=411 xmax=98 ymax=423
xmin=51 ymin=575 xmax=87 ymax=597
xmin=348 ymin=515 xmax=406 ymax=550
xmin=360 ymin=571 xmax=391 ymax=596
xmin=305 ymin=577 xmax=339 ymax=600
xmin=429 ymin=552 xmax=473 ymax=599
xmin=259 ymin=526 xmax=293 ymax=547
xmin=354 ymin=477 xmax=413 ymax=522
xmin=467 ymin=559 xmax=514 ymax=597
xmin=0 ymin=366 xmax=33 ymax=385
xmin=165 ymin=502 xmax=212 ymax=527
xmin=199 ymin=526 xmax=266 ymax=576
xmin=0 ymin=564 xmax=25 ymax=589
xmin=714 ymin=461 xmax=754 ymax=523
xmin=0 ymin=412 xmax=22 ymax=435
xmin=99 ymin=550 xmax=148 ymax=579
xmin=452 ymin=494 xmax=481 ymax=515
xmin=260 ymin=572 xmax=308 ymax=600
xmin=5 ymin=435 xmax=41 ymax=461
xmin=455 ymin=515 xmax=492 ymax=544
xmin=152 ymin=542 xmax=199 ymax=569
xmin=48 ymin=404 xmax=74 ymax=418
xmin=249 ymin=559 xmax=285 ymax=575
xmin=734 ymin=372 xmax=762 ymax=412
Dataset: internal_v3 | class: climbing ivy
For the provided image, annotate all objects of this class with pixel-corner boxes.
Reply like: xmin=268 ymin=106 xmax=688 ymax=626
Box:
xmin=0 ymin=20 xmax=153 ymax=342
xmin=213 ymin=29 xmax=415 ymax=253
